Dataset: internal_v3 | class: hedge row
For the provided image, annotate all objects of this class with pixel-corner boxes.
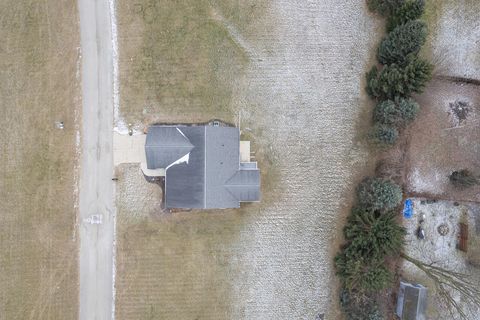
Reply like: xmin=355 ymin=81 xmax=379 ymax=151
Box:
xmin=335 ymin=178 xmax=404 ymax=291
xmin=335 ymin=2 xmax=433 ymax=319
xmin=366 ymin=0 xmax=432 ymax=148
xmin=335 ymin=178 xmax=404 ymax=319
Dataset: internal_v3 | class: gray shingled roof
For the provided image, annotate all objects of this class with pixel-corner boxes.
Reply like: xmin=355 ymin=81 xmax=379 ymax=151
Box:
xmin=145 ymin=125 xmax=261 ymax=209
xmin=225 ymin=169 xmax=260 ymax=202
xmin=164 ymin=126 xmax=205 ymax=208
xmin=145 ymin=127 xmax=193 ymax=169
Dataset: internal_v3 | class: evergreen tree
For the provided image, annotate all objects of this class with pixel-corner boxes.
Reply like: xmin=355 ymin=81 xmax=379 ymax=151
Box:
xmin=344 ymin=208 xmax=405 ymax=259
xmin=367 ymin=0 xmax=405 ymax=16
xmin=356 ymin=177 xmax=403 ymax=211
xmin=369 ymin=124 xmax=399 ymax=147
xmin=366 ymin=66 xmax=380 ymax=98
xmin=396 ymin=97 xmax=420 ymax=123
xmin=373 ymin=98 xmax=419 ymax=127
xmin=387 ymin=0 xmax=426 ymax=32
xmin=340 ymin=291 xmax=385 ymax=320
xmin=335 ymin=253 xmax=393 ymax=292
xmin=366 ymin=56 xmax=433 ymax=99
xmin=378 ymin=20 xmax=427 ymax=66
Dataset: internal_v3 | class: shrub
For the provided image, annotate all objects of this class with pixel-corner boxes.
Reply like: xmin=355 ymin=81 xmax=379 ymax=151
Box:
xmin=367 ymin=0 xmax=405 ymax=16
xmin=369 ymin=124 xmax=398 ymax=147
xmin=397 ymin=97 xmax=420 ymax=123
xmin=356 ymin=177 xmax=402 ymax=211
xmin=387 ymin=0 xmax=426 ymax=32
xmin=335 ymin=253 xmax=393 ymax=292
xmin=450 ymin=169 xmax=478 ymax=189
xmin=366 ymin=56 xmax=433 ymax=99
xmin=375 ymin=158 xmax=404 ymax=183
xmin=373 ymin=100 xmax=397 ymax=125
xmin=373 ymin=98 xmax=419 ymax=127
xmin=377 ymin=20 xmax=427 ymax=66
xmin=366 ymin=67 xmax=380 ymax=98
xmin=340 ymin=290 xmax=385 ymax=320
xmin=344 ymin=208 xmax=405 ymax=259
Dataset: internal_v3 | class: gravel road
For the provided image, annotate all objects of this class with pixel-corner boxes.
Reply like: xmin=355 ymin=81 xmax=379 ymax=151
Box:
xmin=77 ymin=0 xmax=115 ymax=319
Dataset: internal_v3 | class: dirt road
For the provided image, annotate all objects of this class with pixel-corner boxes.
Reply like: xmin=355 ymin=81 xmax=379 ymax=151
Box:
xmin=78 ymin=0 xmax=115 ymax=319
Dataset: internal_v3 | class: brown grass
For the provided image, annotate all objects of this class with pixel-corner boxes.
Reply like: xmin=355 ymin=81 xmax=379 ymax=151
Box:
xmin=114 ymin=0 xmax=381 ymax=319
xmin=115 ymin=2 xmax=276 ymax=317
xmin=116 ymin=0 xmax=271 ymax=125
xmin=0 ymin=1 xmax=80 ymax=318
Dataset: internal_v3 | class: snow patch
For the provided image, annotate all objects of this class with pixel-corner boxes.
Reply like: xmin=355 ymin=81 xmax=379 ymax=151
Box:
xmin=113 ymin=118 xmax=144 ymax=136
xmin=433 ymin=3 xmax=480 ymax=80
xmin=408 ymin=168 xmax=446 ymax=194
xmin=166 ymin=153 xmax=190 ymax=170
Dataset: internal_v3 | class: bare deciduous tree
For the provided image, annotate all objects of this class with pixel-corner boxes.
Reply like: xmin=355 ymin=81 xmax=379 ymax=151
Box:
xmin=402 ymin=253 xmax=480 ymax=319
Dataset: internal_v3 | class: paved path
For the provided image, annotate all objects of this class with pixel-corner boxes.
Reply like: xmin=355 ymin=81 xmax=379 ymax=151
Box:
xmin=78 ymin=0 xmax=115 ymax=319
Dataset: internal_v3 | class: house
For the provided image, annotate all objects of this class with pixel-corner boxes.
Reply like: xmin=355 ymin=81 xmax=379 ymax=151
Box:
xmin=144 ymin=125 xmax=260 ymax=209
xmin=396 ymin=281 xmax=427 ymax=320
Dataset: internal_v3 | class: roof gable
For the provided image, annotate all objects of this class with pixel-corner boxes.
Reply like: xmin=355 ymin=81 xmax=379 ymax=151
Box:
xmin=224 ymin=169 xmax=260 ymax=202
xmin=145 ymin=126 xmax=194 ymax=169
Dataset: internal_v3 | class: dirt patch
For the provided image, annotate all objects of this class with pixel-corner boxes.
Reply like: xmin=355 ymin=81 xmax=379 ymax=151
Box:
xmin=0 ymin=0 xmax=80 ymax=318
xmin=115 ymin=1 xmax=381 ymax=319
xmin=449 ymin=100 xmax=472 ymax=125
xmin=404 ymin=78 xmax=480 ymax=202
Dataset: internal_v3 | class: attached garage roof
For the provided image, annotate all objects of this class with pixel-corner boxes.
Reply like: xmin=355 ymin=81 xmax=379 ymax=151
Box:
xmin=145 ymin=127 xmax=193 ymax=169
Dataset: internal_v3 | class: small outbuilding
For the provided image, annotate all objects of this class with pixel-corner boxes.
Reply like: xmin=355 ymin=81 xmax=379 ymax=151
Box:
xmin=396 ymin=281 xmax=427 ymax=320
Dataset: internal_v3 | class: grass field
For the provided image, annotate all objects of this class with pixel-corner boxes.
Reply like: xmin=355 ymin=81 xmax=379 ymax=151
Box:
xmin=0 ymin=1 xmax=80 ymax=318
xmin=423 ymin=0 xmax=480 ymax=79
xmin=116 ymin=0 xmax=271 ymax=125
xmin=115 ymin=1 xmax=380 ymax=319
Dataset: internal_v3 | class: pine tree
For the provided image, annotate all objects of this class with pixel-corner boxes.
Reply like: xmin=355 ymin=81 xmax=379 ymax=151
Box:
xmin=335 ymin=253 xmax=393 ymax=292
xmin=373 ymin=98 xmax=419 ymax=127
xmin=401 ymin=56 xmax=433 ymax=95
xmin=377 ymin=20 xmax=427 ymax=66
xmin=396 ymin=97 xmax=420 ymax=123
xmin=366 ymin=66 xmax=380 ymax=98
xmin=366 ymin=56 xmax=433 ymax=99
xmin=367 ymin=0 xmax=405 ymax=16
xmin=340 ymin=291 xmax=385 ymax=320
xmin=387 ymin=0 xmax=426 ymax=32
xmin=356 ymin=177 xmax=403 ymax=211
xmin=344 ymin=208 xmax=406 ymax=259
xmin=369 ymin=124 xmax=399 ymax=147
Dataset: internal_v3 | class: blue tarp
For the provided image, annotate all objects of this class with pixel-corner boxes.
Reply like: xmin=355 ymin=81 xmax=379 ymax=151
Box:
xmin=403 ymin=199 xmax=413 ymax=218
